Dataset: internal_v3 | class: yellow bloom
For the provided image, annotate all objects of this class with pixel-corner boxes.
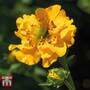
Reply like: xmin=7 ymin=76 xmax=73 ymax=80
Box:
xmin=9 ymin=4 xmax=76 ymax=68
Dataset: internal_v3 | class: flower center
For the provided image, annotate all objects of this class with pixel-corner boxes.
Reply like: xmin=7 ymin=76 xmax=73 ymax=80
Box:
xmin=35 ymin=27 xmax=48 ymax=40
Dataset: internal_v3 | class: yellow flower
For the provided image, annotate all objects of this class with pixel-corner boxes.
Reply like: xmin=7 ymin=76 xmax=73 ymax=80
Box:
xmin=9 ymin=4 xmax=76 ymax=68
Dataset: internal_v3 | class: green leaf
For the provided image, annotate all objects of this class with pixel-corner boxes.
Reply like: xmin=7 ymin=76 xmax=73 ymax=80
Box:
xmin=0 ymin=68 xmax=9 ymax=75
xmin=39 ymin=83 xmax=52 ymax=86
xmin=34 ymin=67 xmax=47 ymax=76
xmin=67 ymin=55 xmax=75 ymax=67
xmin=9 ymin=63 xmax=22 ymax=73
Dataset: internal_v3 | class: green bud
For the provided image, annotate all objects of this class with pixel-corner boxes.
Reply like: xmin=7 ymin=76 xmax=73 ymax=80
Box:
xmin=48 ymin=68 xmax=70 ymax=80
xmin=39 ymin=68 xmax=70 ymax=87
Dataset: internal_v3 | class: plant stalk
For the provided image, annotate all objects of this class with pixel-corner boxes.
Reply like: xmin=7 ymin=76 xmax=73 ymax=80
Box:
xmin=61 ymin=56 xmax=76 ymax=90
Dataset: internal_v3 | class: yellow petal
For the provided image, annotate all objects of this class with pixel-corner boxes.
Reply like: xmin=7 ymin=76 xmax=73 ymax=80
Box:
xmin=11 ymin=50 xmax=40 ymax=65
xmin=53 ymin=9 xmax=73 ymax=29
xmin=15 ymin=31 xmax=26 ymax=40
xmin=28 ymin=14 xmax=40 ymax=26
xmin=8 ymin=44 xmax=25 ymax=51
xmin=35 ymin=8 xmax=49 ymax=29
xmin=38 ymin=40 xmax=67 ymax=68
xmin=48 ymin=34 xmax=64 ymax=47
xmin=9 ymin=44 xmax=19 ymax=51
xmin=60 ymin=25 xmax=76 ymax=47
xmin=62 ymin=31 xmax=75 ymax=47
xmin=48 ymin=43 xmax=67 ymax=57
xmin=42 ymin=53 xmax=58 ymax=68
xmin=60 ymin=25 xmax=76 ymax=39
xmin=45 ymin=5 xmax=61 ymax=21
xmin=16 ymin=17 xmax=23 ymax=29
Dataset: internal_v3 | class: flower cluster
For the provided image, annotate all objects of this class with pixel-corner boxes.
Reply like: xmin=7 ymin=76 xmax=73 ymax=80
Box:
xmin=9 ymin=5 xmax=76 ymax=68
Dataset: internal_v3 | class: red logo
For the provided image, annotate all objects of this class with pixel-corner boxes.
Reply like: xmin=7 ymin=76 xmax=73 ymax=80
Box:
xmin=0 ymin=75 xmax=13 ymax=88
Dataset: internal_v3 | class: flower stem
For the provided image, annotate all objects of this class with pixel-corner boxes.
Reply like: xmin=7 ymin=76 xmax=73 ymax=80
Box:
xmin=60 ymin=56 xmax=76 ymax=90
xmin=64 ymin=80 xmax=73 ymax=90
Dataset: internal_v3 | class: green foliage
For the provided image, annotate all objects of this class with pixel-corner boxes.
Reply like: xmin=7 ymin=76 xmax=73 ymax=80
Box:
xmin=67 ymin=55 xmax=75 ymax=67
xmin=0 ymin=68 xmax=9 ymax=75
xmin=39 ymin=68 xmax=70 ymax=88
xmin=19 ymin=0 xmax=33 ymax=5
xmin=12 ymin=3 xmax=36 ymax=16
xmin=34 ymin=67 xmax=47 ymax=76
xmin=77 ymin=0 xmax=90 ymax=14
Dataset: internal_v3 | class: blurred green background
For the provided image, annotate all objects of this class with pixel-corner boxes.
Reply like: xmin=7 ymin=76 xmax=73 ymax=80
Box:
xmin=0 ymin=0 xmax=90 ymax=90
